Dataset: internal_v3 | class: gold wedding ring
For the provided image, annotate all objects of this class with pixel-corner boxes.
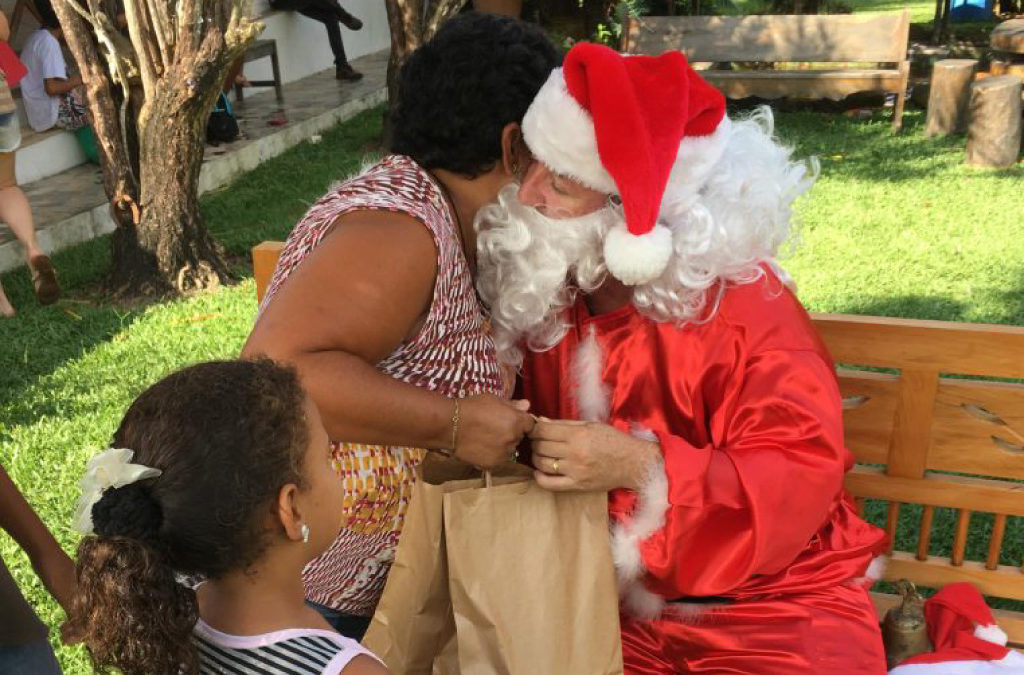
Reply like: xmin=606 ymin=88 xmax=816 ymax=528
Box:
xmin=551 ymin=459 xmax=560 ymax=475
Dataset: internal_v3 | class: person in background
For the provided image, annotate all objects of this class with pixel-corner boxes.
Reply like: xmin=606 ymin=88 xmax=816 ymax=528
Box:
xmin=19 ymin=0 xmax=87 ymax=133
xmin=268 ymin=0 xmax=365 ymax=81
xmin=67 ymin=359 xmax=389 ymax=675
xmin=0 ymin=7 xmax=60 ymax=317
xmin=0 ymin=462 xmax=75 ymax=674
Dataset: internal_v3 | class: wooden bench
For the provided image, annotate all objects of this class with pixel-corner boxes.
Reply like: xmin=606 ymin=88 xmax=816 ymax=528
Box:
xmin=621 ymin=12 xmax=911 ymax=132
xmin=237 ymin=38 xmax=284 ymax=103
xmin=252 ymin=241 xmax=1024 ymax=647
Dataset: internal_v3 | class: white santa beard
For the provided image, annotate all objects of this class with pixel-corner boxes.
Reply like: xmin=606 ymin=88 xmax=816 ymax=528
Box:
xmin=475 ymin=184 xmax=613 ymax=367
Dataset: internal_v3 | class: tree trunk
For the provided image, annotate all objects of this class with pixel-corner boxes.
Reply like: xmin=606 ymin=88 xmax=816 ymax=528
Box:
xmin=51 ymin=0 xmax=139 ymax=232
xmin=925 ymin=59 xmax=978 ymax=137
xmin=109 ymin=82 xmax=229 ymax=294
xmin=54 ymin=0 xmax=259 ymax=298
xmin=965 ymin=75 xmax=1023 ymax=169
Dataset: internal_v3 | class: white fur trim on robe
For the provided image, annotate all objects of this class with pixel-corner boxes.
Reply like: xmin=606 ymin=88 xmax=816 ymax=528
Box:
xmin=570 ymin=326 xmax=673 ymax=618
xmin=888 ymin=651 xmax=1024 ymax=675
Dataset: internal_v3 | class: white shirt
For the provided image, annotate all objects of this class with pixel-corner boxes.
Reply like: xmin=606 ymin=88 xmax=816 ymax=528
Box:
xmin=19 ymin=29 xmax=67 ymax=132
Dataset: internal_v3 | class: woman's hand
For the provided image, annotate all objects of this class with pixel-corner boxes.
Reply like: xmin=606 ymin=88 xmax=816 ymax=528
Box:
xmin=454 ymin=395 xmax=535 ymax=469
xmin=529 ymin=418 xmax=660 ymax=492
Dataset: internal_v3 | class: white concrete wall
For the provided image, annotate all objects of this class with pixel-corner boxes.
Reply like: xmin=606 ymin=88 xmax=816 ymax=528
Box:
xmin=243 ymin=0 xmax=390 ymax=87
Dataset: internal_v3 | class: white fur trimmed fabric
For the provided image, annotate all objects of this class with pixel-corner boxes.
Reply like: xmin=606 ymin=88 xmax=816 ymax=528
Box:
xmin=888 ymin=651 xmax=1024 ymax=674
xmin=570 ymin=328 xmax=672 ymax=618
xmin=604 ymin=221 xmax=674 ymax=285
xmin=572 ymin=327 xmax=611 ymax=422
xmin=610 ymin=453 xmax=670 ymax=619
xmin=522 ymin=68 xmax=618 ymax=195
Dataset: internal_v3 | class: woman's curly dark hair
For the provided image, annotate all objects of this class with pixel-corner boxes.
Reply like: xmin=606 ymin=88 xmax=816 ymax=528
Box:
xmin=390 ymin=12 xmax=560 ymax=177
xmin=66 ymin=359 xmax=310 ymax=675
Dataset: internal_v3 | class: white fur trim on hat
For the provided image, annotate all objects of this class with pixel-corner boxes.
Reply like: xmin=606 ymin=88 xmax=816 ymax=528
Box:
xmin=522 ymin=68 xmax=617 ymax=194
xmin=604 ymin=221 xmax=673 ymax=285
xmin=974 ymin=623 xmax=1009 ymax=647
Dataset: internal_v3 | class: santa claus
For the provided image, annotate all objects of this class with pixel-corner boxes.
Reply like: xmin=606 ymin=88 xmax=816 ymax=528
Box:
xmin=476 ymin=42 xmax=891 ymax=673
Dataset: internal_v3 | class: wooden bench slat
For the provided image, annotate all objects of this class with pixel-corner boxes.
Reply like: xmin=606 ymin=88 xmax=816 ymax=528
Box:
xmin=916 ymin=505 xmax=934 ymax=561
xmin=624 ymin=14 xmax=908 ymax=63
xmin=253 ymin=241 xmax=285 ymax=303
xmin=883 ymin=552 xmax=1024 ymax=603
xmin=844 ymin=467 xmax=1024 ymax=517
xmin=703 ymin=72 xmax=906 ymax=101
xmin=988 ymin=514 xmax=1008 ymax=571
xmin=813 ymin=313 xmax=1024 ymax=379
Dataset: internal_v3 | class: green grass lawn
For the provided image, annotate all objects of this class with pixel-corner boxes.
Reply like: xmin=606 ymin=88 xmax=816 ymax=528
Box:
xmin=1 ymin=104 xmax=1022 ymax=672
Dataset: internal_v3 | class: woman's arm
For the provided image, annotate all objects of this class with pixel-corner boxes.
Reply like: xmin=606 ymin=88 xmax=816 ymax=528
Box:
xmin=0 ymin=11 xmax=11 ymax=43
xmin=243 ymin=210 xmax=533 ymax=468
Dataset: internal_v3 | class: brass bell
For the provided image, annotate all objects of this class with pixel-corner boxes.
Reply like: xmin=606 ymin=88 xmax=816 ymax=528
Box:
xmin=883 ymin=579 xmax=932 ymax=669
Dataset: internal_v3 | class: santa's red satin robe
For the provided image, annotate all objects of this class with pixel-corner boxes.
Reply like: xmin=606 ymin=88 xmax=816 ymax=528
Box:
xmin=519 ymin=269 xmax=889 ymax=674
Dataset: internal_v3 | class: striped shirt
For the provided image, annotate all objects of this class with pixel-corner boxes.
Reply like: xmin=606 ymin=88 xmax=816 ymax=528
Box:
xmin=259 ymin=155 xmax=513 ymax=616
xmin=193 ymin=619 xmax=379 ymax=674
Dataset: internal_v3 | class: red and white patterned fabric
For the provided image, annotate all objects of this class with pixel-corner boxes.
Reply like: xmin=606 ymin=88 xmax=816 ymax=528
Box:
xmin=260 ymin=155 xmax=512 ymax=616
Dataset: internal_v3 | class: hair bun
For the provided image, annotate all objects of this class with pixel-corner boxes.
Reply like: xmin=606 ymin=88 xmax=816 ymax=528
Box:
xmin=92 ymin=482 xmax=163 ymax=544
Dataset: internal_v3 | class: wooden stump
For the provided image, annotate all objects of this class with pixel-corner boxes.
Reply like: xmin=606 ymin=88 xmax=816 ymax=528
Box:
xmin=925 ymin=59 xmax=978 ymax=137
xmin=966 ymin=75 xmax=1023 ymax=168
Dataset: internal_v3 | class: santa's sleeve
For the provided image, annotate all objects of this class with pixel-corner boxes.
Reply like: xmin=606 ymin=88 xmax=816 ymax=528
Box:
xmin=611 ymin=347 xmax=849 ymax=617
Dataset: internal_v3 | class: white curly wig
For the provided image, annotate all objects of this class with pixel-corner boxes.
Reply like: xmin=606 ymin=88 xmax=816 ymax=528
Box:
xmin=475 ymin=107 xmax=817 ymax=367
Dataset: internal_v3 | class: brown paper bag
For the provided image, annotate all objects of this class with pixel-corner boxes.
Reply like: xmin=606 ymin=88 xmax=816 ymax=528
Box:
xmin=363 ymin=457 xmax=622 ymax=675
xmin=444 ymin=481 xmax=623 ymax=675
xmin=361 ymin=457 xmax=529 ymax=674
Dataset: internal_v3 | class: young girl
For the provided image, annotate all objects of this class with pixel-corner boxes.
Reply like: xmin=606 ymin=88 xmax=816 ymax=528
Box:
xmin=66 ymin=359 xmax=388 ymax=675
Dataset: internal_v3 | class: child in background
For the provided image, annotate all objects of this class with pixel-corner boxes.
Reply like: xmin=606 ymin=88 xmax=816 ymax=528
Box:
xmin=19 ymin=0 xmax=87 ymax=133
xmin=66 ymin=359 xmax=388 ymax=675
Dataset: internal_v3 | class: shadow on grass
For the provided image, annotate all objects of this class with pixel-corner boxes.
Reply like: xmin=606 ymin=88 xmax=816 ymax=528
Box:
xmin=832 ymin=266 xmax=1024 ymax=326
xmin=0 ymin=236 xmax=144 ymax=424
xmin=771 ymin=109 xmax=1024 ymax=185
xmin=833 ymin=293 xmax=971 ymax=322
xmin=1 ymin=105 xmax=386 ymax=424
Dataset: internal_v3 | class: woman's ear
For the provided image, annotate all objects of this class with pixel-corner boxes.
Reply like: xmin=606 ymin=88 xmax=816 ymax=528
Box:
xmin=500 ymin=122 xmax=522 ymax=178
xmin=275 ymin=483 xmax=305 ymax=543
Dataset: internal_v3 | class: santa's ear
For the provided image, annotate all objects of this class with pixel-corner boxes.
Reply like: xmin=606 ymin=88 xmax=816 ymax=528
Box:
xmin=499 ymin=122 xmax=523 ymax=179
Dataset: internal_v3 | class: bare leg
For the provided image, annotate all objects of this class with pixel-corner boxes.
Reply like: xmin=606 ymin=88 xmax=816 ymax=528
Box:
xmin=0 ymin=279 xmax=14 ymax=317
xmin=0 ymin=186 xmax=61 ymax=304
xmin=0 ymin=186 xmax=45 ymax=260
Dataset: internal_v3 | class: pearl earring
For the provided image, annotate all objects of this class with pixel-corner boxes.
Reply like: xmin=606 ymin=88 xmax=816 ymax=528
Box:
xmin=300 ymin=523 xmax=310 ymax=544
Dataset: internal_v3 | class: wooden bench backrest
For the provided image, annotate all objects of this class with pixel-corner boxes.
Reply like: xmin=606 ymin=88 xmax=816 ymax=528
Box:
xmin=813 ymin=314 xmax=1024 ymax=647
xmin=254 ymin=241 xmax=285 ymax=303
xmin=622 ymin=12 xmax=910 ymax=63
xmin=252 ymin=242 xmax=1024 ymax=643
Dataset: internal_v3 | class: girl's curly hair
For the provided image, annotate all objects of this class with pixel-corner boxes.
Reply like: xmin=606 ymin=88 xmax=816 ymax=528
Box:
xmin=66 ymin=358 xmax=310 ymax=675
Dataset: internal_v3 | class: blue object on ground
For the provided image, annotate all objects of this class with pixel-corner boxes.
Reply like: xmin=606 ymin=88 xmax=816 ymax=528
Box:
xmin=949 ymin=0 xmax=993 ymax=22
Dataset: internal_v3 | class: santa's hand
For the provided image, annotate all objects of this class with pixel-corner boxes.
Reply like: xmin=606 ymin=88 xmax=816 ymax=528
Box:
xmin=529 ymin=418 xmax=660 ymax=492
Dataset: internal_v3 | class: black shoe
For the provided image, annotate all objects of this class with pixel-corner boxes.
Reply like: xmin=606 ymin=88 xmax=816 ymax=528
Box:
xmin=336 ymin=64 xmax=364 ymax=81
xmin=337 ymin=8 xmax=362 ymax=30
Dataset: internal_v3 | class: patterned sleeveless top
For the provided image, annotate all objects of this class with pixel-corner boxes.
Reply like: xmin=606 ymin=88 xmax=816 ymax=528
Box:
xmin=259 ymin=155 xmax=511 ymax=616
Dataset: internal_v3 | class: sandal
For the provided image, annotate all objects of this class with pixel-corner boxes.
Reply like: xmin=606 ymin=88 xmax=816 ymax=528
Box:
xmin=29 ymin=255 xmax=61 ymax=305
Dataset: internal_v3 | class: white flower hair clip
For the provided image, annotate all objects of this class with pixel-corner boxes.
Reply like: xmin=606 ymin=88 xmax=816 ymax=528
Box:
xmin=72 ymin=448 xmax=162 ymax=534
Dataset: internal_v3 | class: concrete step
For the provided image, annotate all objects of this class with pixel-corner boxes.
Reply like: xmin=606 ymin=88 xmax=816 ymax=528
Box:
xmin=0 ymin=49 xmax=387 ymax=274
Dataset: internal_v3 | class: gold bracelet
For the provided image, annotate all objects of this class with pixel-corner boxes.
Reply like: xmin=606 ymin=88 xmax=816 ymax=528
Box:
xmin=449 ymin=398 xmax=460 ymax=457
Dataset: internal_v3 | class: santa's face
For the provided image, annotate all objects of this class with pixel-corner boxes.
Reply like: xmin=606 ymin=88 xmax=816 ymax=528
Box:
xmin=474 ymin=183 xmax=618 ymax=364
xmin=517 ymin=160 xmax=609 ymax=220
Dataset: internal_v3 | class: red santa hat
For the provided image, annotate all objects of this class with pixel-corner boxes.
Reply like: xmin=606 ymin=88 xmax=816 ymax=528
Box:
xmin=889 ymin=583 xmax=1024 ymax=674
xmin=521 ymin=42 xmax=728 ymax=285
